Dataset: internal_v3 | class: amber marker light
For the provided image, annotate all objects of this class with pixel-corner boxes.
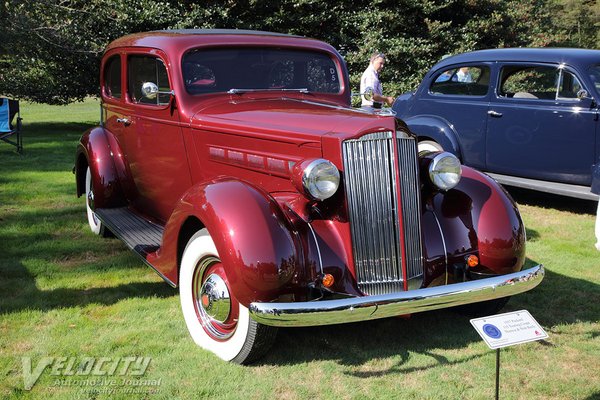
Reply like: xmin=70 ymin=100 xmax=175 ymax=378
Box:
xmin=466 ymin=255 xmax=479 ymax=268
xmin=322 ymin=274 xmax=335 ymax=288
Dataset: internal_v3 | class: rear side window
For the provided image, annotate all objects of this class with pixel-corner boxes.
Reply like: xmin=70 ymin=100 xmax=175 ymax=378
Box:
xmin=499 ymin=65 xmax=583 ymax=100
xmin=104 ymin=55 xmax=121 ymax=99
xmin=128 ymin=56 xmax=171 ymax=105
xmin=430 ymin=66 xmax=490 ymax=96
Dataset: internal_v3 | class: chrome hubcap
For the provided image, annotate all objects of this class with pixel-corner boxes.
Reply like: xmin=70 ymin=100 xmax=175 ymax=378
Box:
xmin=192 ymin=256 xmax=236 ymax=340
xmin=199 ymin=273 xmax=231 ymax=323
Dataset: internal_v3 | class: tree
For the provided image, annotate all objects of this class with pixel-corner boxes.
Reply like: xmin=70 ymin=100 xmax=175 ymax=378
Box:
xmin=0 ymin=0 xmax=564 ymax=104
xmin=550 ymin=0 xmax=600 ymax=48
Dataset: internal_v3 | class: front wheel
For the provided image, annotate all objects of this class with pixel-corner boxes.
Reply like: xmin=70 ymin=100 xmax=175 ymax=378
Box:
xmin=179 ymin=229 xmax=277 ymax=364
xmin=418 ymin=140 xmax=444 ymax=155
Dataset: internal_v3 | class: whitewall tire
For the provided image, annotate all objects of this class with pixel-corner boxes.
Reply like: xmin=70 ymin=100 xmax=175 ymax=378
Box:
xmin=179 ymin=229 xmax=277 ymax=364
xmin=418 ymin=140 xmax=444 ymax=155
xmin=85 ymin=167 xmax=108 ymax=236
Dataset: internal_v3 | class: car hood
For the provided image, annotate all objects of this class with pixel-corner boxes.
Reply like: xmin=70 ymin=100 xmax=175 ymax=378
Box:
xmin=188 ymin=96 xmax=393 ymax=144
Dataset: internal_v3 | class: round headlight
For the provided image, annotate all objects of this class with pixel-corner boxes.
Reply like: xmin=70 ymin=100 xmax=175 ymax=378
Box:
xmin=428 ymin=152 xmax=461 ymax=191
xmin=301 ymin=159 xmax=340 ymax=200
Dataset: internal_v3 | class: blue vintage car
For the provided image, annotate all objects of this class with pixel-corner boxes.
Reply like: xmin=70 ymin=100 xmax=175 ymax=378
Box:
xmin=392 ymin=48 xmax=600 ymax=199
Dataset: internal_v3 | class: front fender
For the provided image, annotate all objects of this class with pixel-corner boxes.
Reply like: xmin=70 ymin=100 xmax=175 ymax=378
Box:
xmin=422 ymin=166 xmax=526 ymax=286
xmin=75 ymin=127 xmax=125 ymax=208
xmin=153 ymin=180 xmax=300 ymax=306
xmin=403 ymin=115 xmax=462 ymax=159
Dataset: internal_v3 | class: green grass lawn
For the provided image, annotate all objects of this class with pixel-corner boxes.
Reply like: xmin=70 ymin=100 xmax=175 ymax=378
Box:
xmin=1 ymin=99 xmax=599 ymax=399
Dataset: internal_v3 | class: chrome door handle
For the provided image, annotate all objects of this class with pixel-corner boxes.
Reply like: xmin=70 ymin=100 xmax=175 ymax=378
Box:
xmin=487 ymin=110 xmax=503 ymax=118
xmin=116 ymin=118 xmax=131 ymax=125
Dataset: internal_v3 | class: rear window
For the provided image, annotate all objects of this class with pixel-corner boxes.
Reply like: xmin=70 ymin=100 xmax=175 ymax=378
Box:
xmin=182 ymin=47 xmax=341 ymax=95
xmin=499 ymin=65 xmax=583 ymax=100
xmin=104 ymin=55 xmax=121 ymax=99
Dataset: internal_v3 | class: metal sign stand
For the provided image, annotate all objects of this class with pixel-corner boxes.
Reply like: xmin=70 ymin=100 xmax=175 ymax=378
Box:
xmin=495 ymin=348 xmax=500 ymax=400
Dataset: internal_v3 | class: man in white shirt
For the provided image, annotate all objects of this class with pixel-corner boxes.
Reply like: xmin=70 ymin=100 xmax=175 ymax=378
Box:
xmin=360 ymin=52 xmax=395 ymax=109
xmin=455 ymin=67 xmax=473 ymax=82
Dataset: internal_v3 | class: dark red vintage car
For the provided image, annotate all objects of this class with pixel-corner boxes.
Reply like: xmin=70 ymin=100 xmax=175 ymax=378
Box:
xmin=75 ymin=29 xmax=543 ymax=364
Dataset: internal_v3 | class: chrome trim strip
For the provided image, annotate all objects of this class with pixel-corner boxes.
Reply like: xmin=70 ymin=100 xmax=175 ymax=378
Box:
xmin=431 ymin=210 xmax=449 ymax=275
xmin=249 ymin=265 xmax=544 ymax=327
xmin=397 ymin=136 xmax=423 ymax=282
xmin=306 ymin=221 xmax=324 ymax=276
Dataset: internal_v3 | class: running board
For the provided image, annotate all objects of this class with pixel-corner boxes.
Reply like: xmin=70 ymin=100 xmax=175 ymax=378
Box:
xmin=95 ymin=207 xmax=164 ymax=256
xmin=94 ymin=208 xmax=174 ymax=286
xmin=486 ymin=173 xmax=598 ymax=201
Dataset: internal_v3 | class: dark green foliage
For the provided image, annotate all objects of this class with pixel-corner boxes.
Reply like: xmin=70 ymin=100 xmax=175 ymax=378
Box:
xmin=0 ymin=0 xmax=583 ymax=104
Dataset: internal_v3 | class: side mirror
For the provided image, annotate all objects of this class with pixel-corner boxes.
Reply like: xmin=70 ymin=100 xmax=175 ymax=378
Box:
xmin=577 ymin=89 xmax=590 ymax=100
xmin=351 ymin=86 xmax=374 ymax=102
xmin=362 ymin=87 xmax=374 ymax=102
xmin=141 ymin=82 xmax=175 ymax=100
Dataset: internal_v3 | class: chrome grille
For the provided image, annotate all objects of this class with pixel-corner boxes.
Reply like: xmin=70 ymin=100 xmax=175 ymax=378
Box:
xmin=342 ymin=131 xmax=423 ymax=295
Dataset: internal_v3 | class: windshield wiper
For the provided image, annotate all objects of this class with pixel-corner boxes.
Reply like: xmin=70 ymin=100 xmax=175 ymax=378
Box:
xmin=227 ymin=88 xmax=310 ymax=95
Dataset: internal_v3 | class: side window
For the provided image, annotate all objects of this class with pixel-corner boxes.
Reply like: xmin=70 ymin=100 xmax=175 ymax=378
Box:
xmin=499 ymin=65 xmax=582 ymax=100
xmin=128 ymin=55 xmax=171 ymax=105
xmin=104 ymin=55 xmax=121 ymax=99
xmin=430 ymin=66 xmax=489 ymax=96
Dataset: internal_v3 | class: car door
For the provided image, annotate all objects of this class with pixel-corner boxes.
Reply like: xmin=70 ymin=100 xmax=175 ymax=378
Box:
xmin=119 ymin=52 xmax=192 ymax=222
xmin=486 ymin=63 xmax=598 ymax=186
xmin=417 ymin=63 xmax=493 ymax=169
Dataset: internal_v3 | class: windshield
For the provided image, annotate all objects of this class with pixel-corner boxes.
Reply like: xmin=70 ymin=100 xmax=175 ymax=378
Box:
xmin=588 ymin=64 xmax=600 ymax=95
xmin=182 ymin=47 xmax=341 ymax=95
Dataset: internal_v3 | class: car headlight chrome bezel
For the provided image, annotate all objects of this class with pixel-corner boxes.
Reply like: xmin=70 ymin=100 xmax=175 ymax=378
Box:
xmin=428 ymin=152 xmax=462 ymax=191
xmin=296 ymin=159 xmax=340 ymax=201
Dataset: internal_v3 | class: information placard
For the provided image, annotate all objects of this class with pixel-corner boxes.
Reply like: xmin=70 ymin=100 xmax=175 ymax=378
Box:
xmin=470 ymin=310 xmax=548 ymax=349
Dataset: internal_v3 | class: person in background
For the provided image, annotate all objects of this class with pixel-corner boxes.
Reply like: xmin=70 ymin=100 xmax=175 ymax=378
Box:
xmin=455 ymin=66 xmax=473 ymax=82
xmin=360 ymin=52 xmax=395 ymax=109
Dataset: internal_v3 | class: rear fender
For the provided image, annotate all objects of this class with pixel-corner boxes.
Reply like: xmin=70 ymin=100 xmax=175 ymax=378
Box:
xmin=75 ymin=127 xmax=125 ymax=208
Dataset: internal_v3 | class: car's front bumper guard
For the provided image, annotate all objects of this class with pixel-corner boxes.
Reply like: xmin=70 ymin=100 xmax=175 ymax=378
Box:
xmin=249 ymin=265 xmax=544 ymax=327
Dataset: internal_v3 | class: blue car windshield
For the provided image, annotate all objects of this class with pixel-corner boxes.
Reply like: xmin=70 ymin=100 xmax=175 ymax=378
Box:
xmin=182 ymin=47 xmax=341 ymax=95
xmin=588 ymin=65 xmax=600 ymax=95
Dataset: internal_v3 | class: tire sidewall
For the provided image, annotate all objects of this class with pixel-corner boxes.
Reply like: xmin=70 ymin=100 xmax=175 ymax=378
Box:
xmin=85 ymin=167 xmax=103 ymax=235
xmin=179 ymin=230 xmax=250 ymax=361
xmin=418 ymin=140 xmax=443 ymax=154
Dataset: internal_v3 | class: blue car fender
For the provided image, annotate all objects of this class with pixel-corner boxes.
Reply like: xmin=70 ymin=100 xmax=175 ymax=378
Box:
xmin=402 ymin=114 xmax=463 ymax=159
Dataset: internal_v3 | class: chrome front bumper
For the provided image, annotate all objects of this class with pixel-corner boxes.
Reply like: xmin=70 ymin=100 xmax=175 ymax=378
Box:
xmin=249 ymin=265 xmax=544 ymax=327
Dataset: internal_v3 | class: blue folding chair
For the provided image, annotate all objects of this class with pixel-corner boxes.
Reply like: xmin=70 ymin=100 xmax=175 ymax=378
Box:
xmin=0 ymin=98 xmax=23 ymax=154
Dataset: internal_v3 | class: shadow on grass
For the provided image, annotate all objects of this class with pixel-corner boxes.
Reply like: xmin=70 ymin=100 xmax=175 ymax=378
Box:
xmin=259 ymin=258 xmax=600 ymax=369
xmin=0 ymin=204 xmax=177 ymax=315
xmin=0 ymin=271 xmax=176 ymax=314
xmin=507 ymin=186 xmax=597 ymax=215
